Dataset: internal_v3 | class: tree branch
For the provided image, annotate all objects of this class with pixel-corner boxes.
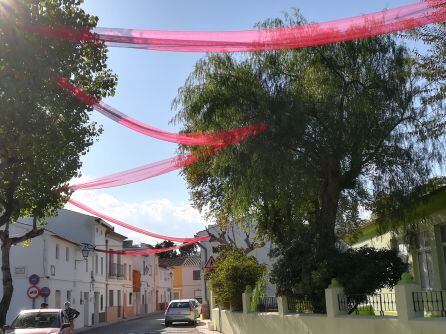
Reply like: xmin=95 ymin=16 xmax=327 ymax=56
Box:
xmin=10 ymin=226 xmax=44 ymax=246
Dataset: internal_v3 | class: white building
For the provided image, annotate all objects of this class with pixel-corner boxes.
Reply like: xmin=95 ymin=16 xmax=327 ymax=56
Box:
xmin=155 ymin=260 xmax=173 ymax=310
xmin=123 ymin=241 xmax=157 ymax=315
xmin=0 ymin=221 xmax=94 ymax=328
xmin=0 ymin=209 xmax=177 ymax=329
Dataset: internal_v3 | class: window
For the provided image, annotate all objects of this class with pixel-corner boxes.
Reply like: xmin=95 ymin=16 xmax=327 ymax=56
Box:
xmin=101 ymin=257 xmax=104 ymax=276
xmin=124 ymin=263 xmax=127 ymax=279
xmin=66 ymin=290 xmax=71 ymax=302
xmin=50 ymin=265 xmax=55 ymax=276
xmin=95 ymin=255 xmax=98 ymax=274
xmin=109 ymin=290 xmax=114 ymax=307
xmin=418 ymin=231 xmax=433 ymax=290
xmin=100 ymin=295 xmax=103 ymax=311
xmin=65 ymin=247 xmax=69 ymax=262
xmin=129 ymin=293 xmax=132 ymax=305
xmin=85 ymin=259 xmax=88 ymax=273
xmin=80 ymin=292 xmax=83 ymax=305
xmin=96 ymin=227 xmax=98 ymax=234
xmin=129 ymin=265 xmax=132 ymax=280
xmin=193 ymin=270 xmax=201 ymax=281
xmin=55 ymin=244 xmax=59 ymax=259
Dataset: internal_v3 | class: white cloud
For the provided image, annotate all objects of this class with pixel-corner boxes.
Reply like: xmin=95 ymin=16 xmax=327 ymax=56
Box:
xmin=65 ymin=188 xmax=209 ymax=246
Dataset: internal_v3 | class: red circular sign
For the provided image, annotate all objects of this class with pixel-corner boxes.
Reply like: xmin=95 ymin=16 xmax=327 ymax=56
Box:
xmin=27 ymin=286 xmax=40 ymax=299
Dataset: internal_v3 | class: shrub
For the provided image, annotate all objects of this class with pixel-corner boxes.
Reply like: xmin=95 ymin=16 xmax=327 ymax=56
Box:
xmin=209 ymin=247 xmax=265 ymax=311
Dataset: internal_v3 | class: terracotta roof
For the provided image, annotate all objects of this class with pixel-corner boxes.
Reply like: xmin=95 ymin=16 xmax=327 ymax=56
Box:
xmin=159 ymin=255 xmax=201 ymax=268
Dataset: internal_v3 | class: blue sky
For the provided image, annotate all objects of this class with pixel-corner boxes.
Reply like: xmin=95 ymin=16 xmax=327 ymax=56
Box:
xmin=68 ymin=0 xmax=417 ymax=244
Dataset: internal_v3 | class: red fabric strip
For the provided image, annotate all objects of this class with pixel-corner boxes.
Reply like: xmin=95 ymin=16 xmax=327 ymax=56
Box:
xmin=68 ymin=198 xmax=205 ymax=243
xmin=25 ymin=1 xmax=446 ymax=52
xmin=56 ymin=77 xmax=268 ymax=146
xmin=94 ymin=236 xmax=209 ymax=255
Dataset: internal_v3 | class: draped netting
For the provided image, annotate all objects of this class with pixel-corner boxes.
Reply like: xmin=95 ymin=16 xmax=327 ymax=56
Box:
xmin=25 ymin=0 xmax=446 ymax=53
xmin=68 ymin=198 xmax=208 ymax=243
xmin=69 ymin=154 xmax=197 ymax=191
xmin=94 ymin=237 xmax=208 ymax=255
xmin=56 ymin=77 xmax=268 ymax=146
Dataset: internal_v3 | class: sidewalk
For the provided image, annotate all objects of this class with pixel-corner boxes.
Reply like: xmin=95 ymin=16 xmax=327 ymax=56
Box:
xmin=73 ymin=312 xmax=162 ymax=333
xmin=196 ymin=319 xmax=218 ymax=334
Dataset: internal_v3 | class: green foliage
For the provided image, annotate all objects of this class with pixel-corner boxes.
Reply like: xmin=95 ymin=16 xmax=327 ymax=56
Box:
xmin=0 ymin=0 xmax=117 ymax=324
xmin=0 ymin=0 xmax=117 ymax=223
xmin=250 ymin=274 xmax=266 ymax=312
xmin=174 ymin=12 xmax=440 ymax=309
xmin=154 ymin=240 xmax=198 ymax=258
xmin=209 ymin=247 xmax=265 ymax=311
xmin=271 ymin=243 xmax=407 ymax=313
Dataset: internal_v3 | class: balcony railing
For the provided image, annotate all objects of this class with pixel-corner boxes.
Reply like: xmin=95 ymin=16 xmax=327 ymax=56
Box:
xmin=413 ymin=290 xmax=446 ymax=317
xmin=256 ymin=296 xmax=278 ymax=312
xmin=338 ymin=293 xmax=397 ymax=316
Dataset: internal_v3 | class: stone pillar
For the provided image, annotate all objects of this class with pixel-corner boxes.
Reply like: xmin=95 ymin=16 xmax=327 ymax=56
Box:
xmin=395 ymin=272 xmax=423 ymax=321
xmin=242 ymin=292 xmax=252 ymax=314
xmin=325 ymin=278 xmax=347 ymax=318
xmin=277 ymin=296 xmax=289 ymax=316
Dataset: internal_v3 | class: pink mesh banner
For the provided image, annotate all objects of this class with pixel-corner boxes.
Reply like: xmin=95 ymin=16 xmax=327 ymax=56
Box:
xmin=25 ymin=1 xmax=446 ymax=52
xmin=95 ymin=236 xmax=209 ymax=255
xmin=68 ymin=198 xmax=206 ymax=243
xmin=69 ymin=154 xmax=198 ymax=191
xmin=56 ymin=77 xmax=268 ymax=146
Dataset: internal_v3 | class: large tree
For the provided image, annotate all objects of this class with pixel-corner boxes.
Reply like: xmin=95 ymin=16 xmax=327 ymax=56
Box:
xmin=0 ymin=0 xmax=116 ymax=324
xmin=173 ymin=14 xmax=441 ymax=301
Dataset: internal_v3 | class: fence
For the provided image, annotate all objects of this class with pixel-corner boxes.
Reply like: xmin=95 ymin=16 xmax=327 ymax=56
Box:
xmin=256 ymin=296 xmax=278 ymax=312
xmin=338 ymin=293 xmax=397 ymax=316
xmin=286 ymin=294 xmax=326 ymax=314
xmin=412 ymin=290 xmax=446 ymax=317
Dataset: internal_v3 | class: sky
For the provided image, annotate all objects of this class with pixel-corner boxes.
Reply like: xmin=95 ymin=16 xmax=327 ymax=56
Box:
xmin=66 ymin=0 xmax=418 ymax=245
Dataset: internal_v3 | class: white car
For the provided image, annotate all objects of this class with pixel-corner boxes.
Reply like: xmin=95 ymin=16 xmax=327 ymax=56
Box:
xmin=164 ymin=299 xmax=198 ymax=326
xmin=3 ymin=309 xmax=71 ymax=334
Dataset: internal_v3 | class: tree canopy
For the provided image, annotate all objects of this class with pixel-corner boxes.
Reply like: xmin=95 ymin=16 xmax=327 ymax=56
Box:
xmin=174 ymin=13 xmax=443 ymax=303
xmin=0 ymin=0 xmax=116 ymax=324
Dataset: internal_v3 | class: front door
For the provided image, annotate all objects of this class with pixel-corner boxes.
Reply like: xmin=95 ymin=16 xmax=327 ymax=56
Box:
xmin=83 ymin=292 xmax=89 ymax=327
xmin=117 ymin=290 xmax=122 ymax=318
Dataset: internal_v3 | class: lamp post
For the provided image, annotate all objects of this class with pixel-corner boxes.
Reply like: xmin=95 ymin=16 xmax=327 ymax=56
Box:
xmin=75 ymin=243 xmax=95 ymax=268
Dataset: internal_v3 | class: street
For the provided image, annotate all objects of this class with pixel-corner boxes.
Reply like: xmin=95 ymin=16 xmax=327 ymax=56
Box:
xmin=78 ymin=313 xmax=209 ymax=334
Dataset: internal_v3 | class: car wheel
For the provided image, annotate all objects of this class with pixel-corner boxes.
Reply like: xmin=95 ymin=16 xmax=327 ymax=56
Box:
xmin=165 ymin=321 xmax=170 ymax=327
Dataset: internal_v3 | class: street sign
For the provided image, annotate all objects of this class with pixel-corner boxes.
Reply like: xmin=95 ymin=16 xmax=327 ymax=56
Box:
xmin=27 ymin=286 xmax=40 ymax=299
xmin=204 ymin=256 xmax=216 ymax=270
xmin=40 ymin=287 xmax=51 ymax=298
xmin=28 ymin=274 xmax=40 ymax=285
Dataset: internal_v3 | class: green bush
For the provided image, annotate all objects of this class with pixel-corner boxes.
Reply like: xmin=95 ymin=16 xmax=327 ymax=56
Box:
xmin=209 ymin=247 xmax=265 ymax=311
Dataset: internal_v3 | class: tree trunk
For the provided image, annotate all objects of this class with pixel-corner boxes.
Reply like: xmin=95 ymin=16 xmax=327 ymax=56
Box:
xmin=0 ymin=238 xmax=13 ymax=327
xmin=315 ymin=159 xmax=342 ymax=252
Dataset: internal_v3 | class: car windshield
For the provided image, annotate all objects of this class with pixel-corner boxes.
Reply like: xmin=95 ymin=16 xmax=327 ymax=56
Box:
xmin=12 ymin=312 xmax=61 ymax=329
xmin=170 ymin=302 xmax=190 ymax=309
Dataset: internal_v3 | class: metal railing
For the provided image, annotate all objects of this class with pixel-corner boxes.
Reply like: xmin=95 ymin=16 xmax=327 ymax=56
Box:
xmin=338 ymin=293 xmax=397 ymax=316
xmin=413 ymin=290 xmax=446 ymax=317
xmin=109 ymin=263 xmax=117 ymax=277
xmin=256 ymin=296 xmax=278 ymax=312
xmin=287 ymin=296 xmax=315 ymax=314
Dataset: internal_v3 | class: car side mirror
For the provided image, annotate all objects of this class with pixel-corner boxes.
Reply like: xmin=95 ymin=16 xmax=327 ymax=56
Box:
xmin=3 ymin=325 xmax=10 ymax=330
xmin=61 ymin=323 xmax=71 ymax=329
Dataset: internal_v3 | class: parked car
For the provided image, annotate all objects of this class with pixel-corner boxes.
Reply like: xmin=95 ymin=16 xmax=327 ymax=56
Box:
xmin=164 ymin=299 xmax=198 ymax=326
xmin=190 ymin=298 xmax=202 ymax=316
xmin=3 ymin=309 xmax=71 ymax=334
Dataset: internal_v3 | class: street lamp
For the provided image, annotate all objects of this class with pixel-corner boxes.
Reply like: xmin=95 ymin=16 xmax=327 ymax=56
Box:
xmin=80 ymin=243 xmax=95 ymax=259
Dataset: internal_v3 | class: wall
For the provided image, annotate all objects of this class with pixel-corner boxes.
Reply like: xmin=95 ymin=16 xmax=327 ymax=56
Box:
xmin=214 ymin=310 xmax=446 ymax=334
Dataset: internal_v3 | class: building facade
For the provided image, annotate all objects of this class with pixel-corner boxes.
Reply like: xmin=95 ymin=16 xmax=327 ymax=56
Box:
xmin=160 ymin=256 xmax=202 ymax=302
xmin=0 ymin=209 xmax=174 ymax=329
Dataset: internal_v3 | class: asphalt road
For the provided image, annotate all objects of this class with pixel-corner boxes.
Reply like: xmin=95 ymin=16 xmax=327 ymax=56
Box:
xmin=79 ymin=313 xmax=206 ymax=334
